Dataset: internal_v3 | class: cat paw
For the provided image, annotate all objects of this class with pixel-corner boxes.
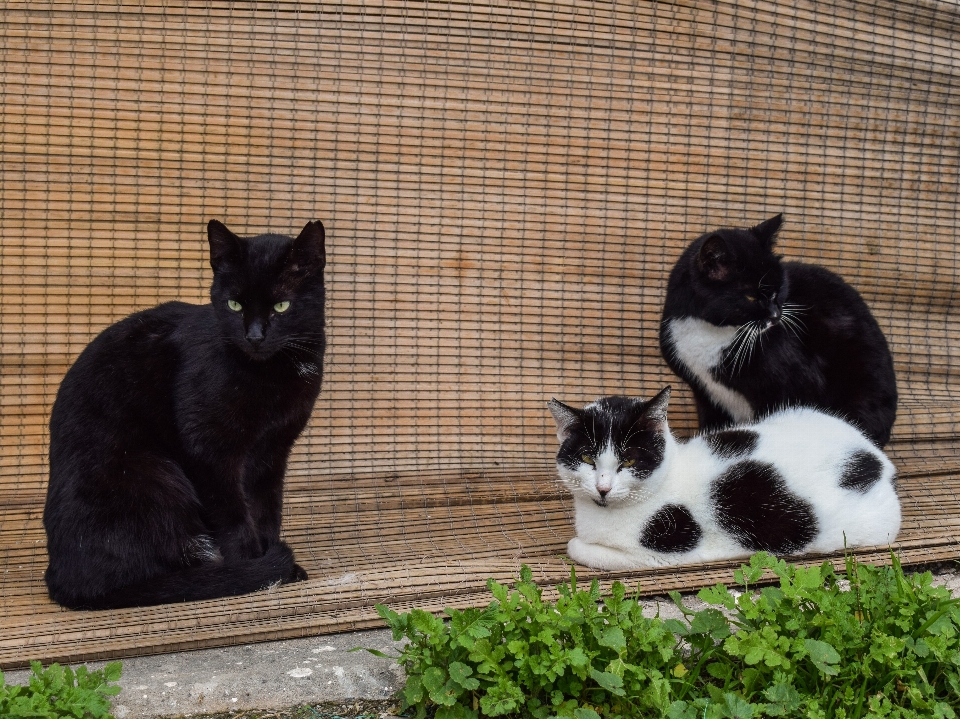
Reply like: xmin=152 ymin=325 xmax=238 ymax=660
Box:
xmin=290 ymin=563 xmax=309 ymax=582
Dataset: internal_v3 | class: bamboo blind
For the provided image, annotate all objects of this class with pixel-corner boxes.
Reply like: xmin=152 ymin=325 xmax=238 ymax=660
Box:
xmin=1 ymin=0 xmax=959 ymax=668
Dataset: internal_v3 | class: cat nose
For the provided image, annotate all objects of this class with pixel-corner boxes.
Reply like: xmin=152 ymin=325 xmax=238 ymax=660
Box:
xmin=597 ymin=488 xmax=609 ymax=498
xmin=245 ymin=322 xmax=265 ymax=345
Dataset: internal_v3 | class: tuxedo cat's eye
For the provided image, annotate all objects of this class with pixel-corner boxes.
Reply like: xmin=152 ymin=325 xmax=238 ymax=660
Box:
xmin=619 ymin=459 xmax=636 ymax=470
xmin=273 ymin=301 xmax=291 ymax=313
xmin=581 ymin=453 xmax=595 ymax=466
xmin=227 ymin=300 xmax=242 ymax=312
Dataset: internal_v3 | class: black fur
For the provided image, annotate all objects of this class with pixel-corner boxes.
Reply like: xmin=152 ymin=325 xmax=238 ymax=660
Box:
xmin=549 ymin=389 xmax=670 ymax=480
xmin=704 ymin=429 xmax=759 ymax=459
xmin=711 ymin=460 xmax=818 ymax=553
xmin=43 ymin=220 xmax=325 ymax=610
xmin=839 ymin=450 xmax=885 ymax=493
xmin=659 ymin=214 xmax=897 ymax=446
xmin=639 ymin=504 xmax=703 ymax=553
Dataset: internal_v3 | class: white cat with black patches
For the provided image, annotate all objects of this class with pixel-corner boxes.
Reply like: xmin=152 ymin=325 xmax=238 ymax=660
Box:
xmin=548 ymin=388 xmax=900 ymax=571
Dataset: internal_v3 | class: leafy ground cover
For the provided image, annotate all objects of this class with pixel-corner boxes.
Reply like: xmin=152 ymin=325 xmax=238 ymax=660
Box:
xmin=374 ymin=552 xmax=960 ymax=719
xmin=0 ymin=660 xmax=122 ymax=718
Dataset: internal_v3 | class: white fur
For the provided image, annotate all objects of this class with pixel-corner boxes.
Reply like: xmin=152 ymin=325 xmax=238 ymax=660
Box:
xmin=558 ymin=407 xmax=900 ymax=570
xmin=665 ymin=317 xmax=754 ymax=422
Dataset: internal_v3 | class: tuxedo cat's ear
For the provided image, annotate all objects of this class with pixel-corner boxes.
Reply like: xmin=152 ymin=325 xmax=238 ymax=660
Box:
xmin=642 ymin=386 xmax=671 ymax=425
xmin=548 ymin=399 xmax=583 ymax=442
xmin=287 ymin=220 xmax=326 ymax=276
xmin=696 ymin=235 xmax=732 ymax=282
xmin=207 ymin=220 xmax=244 ymax=272
xmin=751 ymin=213 xmax=783 ymax=250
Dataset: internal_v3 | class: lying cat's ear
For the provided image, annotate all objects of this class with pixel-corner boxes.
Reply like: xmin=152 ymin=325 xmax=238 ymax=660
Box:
xmin=750 ymin=213 xmax=783 ymax=250
xmin=642 ymin=386 xmax=671 ymax=425
xmin=207 ymin=220 xmax=244 ymax=272
xmin=287 ymin=220 xmax=326 ymax=277
xmin=696 ymin=234 xmax=732 ymax=282
xmin=548 ymin=399 xmax=583 ymax=442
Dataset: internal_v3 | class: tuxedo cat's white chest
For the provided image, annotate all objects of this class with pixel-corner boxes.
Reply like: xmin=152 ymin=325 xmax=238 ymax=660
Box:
xmin=665 ymin=317 xmax=754 ymax=423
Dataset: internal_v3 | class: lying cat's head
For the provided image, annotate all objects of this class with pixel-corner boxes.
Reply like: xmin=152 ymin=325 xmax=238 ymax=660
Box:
xmin=208 ymin=219 xmax=326 ymax=362
xmin=548 ymin=388 xmax=672 ymax=506
xmin=685 ymin=214 xmax=786 ymax=328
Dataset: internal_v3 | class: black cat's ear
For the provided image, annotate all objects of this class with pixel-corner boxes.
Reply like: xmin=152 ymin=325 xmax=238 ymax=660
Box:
xmin=641 ymin=386 xmax=671 ymax=425
xmin=287 ymin=220 xmax=326 ymax=276
xmin=696 ymin=234 xmax=732 ymax=282
xmin=207 ymin=220 xmax=244 ymax=272
xmin=548 ymin=399 xmax=583 ymax=442
xmin=751 ymin=213 xmax=783 ymax=250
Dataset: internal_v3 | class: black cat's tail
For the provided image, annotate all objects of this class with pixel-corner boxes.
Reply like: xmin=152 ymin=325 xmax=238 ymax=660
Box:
xmin=53 ymin=541 xmax=306 ymax=611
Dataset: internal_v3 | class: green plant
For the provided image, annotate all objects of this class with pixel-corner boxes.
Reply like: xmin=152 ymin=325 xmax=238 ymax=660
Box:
xmin=372 ymin=553 xmax=960 ymax=719
xmin=0 ymin=661 xmax=122 ymax=718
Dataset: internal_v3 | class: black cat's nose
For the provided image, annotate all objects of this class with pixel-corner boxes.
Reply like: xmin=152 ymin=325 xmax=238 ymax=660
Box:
xmin=245 ymin=322 xmax=265 ymax=345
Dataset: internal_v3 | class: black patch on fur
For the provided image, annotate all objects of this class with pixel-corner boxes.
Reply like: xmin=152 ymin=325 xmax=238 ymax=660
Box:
xmin=711 ymin=460 xmax=817 ymax=553
xmin=704 ymin=429 xmax=759 ymax=459
xmin=640 ymin=504 xmax=703 ymax=553
xmin=839 ymin=450 xmax=884 ymax=493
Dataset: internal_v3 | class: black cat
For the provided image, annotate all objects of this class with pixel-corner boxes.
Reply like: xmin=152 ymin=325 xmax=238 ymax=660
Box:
xmin=43 ymin=219 xmax=326 ymax=609
xmin=659 ymin=214 xmax=897 ymax=446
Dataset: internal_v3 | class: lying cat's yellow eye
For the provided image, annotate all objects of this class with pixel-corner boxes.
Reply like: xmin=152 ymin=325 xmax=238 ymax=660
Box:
xmin=273 ymin=301 xmax=291 ymax=313
xmin=227 ymin=300 xmax=242 ymax=312
xmin=746 ymin=295 xmax=757 ymax=302
xmin=581 ymin=454 xmax=595 ymax=466
xmin=621 ymin=459 xmax=636 ymax=468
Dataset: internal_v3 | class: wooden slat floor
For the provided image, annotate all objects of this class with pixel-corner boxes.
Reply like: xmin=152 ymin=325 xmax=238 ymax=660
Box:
xmin=2 ymin=394 xmax=958 ymax=669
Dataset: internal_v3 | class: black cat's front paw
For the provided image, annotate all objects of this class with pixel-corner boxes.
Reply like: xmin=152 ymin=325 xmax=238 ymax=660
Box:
xmin=289 ymin=563 xmax=309 ymax=582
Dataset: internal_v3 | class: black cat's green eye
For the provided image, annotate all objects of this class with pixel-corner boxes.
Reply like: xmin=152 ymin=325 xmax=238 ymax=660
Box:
xmin=746 ymin=295 xmax=757 ymax=302
xmin=274 ymin=301 xmax=291 ymax=313
xmin=581 ymin=453 xmax=595 ymax=466
xmin=227 ymin=300 xmax=242 ymax=312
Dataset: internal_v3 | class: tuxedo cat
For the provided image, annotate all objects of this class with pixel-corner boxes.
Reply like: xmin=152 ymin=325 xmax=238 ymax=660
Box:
xmin=44 ymin=220 xmax=326 ymax=609
xmin=659 ymin=215 xmax=897 ymax=446
xmin=548 ymin=388 xmax=900 ymax=571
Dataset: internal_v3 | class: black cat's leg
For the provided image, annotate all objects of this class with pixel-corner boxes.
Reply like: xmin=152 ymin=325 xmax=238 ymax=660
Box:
xmin=693 ymin=390 xmax=736 ymax=432
xmin=188 ymin=458 xmax=264 ymax=562
xmin=245 ymin=437 xmax=307 ymax=581
xmin=45 ymin=454 xmax=210 ymax=609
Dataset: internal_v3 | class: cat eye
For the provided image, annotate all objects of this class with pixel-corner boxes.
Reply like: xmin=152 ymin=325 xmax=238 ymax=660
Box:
xmin=746 ymin=295 xmax=757 ymax=302
xmin=273 ymin=301 xmax=291 ymax=313
xmin=227 ymin=300 xmax=242 ymax=312
xmin=581 ymin=453 xmax=595 ymax=466
xmin=619 ymin=459 xmax=636 ymax=470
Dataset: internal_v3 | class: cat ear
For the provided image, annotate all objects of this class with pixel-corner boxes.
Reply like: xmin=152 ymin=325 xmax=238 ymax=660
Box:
xmin=207 ymin=219 xmax=244 ymax=272
xmin=750 ymin=213 xmax=783 ymax=250
xmin=642 ymin=386 xmax=671 ymax=425
xmin=548 ymin=399 xmax=583 ymax=442
xmin=287 ymin=220 xmax=326 ymax=276
xmin=696 ymin=234 xmax=732 ymax=282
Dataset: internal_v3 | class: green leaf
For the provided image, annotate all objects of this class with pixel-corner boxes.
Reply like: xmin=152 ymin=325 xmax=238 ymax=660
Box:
xmin=436 ymin=705 xmax=479 ymax=719
xmin=762 ymin=683 xmax=802 ymax=716
xmin=574 ymin=707 xmax=602 ymax=719
xmin=589 ymin=667 xmax=625 ymax=696
xmin=690 ymin=608 xmax=731 ymax=640
xmin=599 ymin=626 xmax=626 ymax=652
xmin=803 ymin=639 xmax=841 ymax=676
xmin=448 ymin=662 xmax=480 ymax=691
xmin=719 ymin=692 xmax=756 ymax=718
xmin=422 ymin=667 xmax=447 ymax=693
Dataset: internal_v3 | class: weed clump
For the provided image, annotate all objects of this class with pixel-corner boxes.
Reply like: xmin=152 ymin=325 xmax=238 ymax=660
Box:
xmin=0 ymin=660 xmax=122 ymax=718
xmin=374 ymin=553 xmax=960 ymax=719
